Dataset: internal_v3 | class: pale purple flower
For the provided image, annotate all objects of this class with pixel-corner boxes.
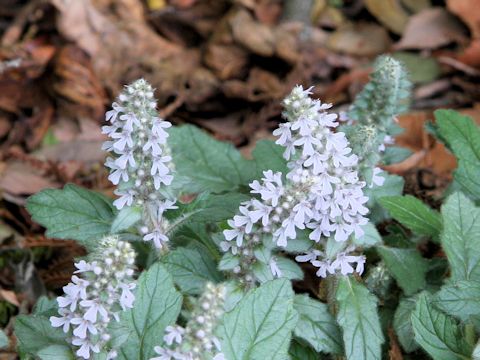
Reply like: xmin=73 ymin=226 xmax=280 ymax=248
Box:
xmin=71 ymin=317 xmax=98 ymax=339
xmin=50 ymin=308 xmax=75 ymax=333
xmin=113 ymin=189 xmax=137 ymax=209
xmin=80 ymin=299 xmax=109 ymax=323
xmin=119 ymin=283 xmax=136 ymax=310
xmin=233 ymin=206 xmax=254 ymax=234
xmin=269 ymin=258 xmax=282 ymax=278
xmin=143 ymin=229 xmax=169 ymax=249
xmin=311 ymin=260 xmax=331 ymax=278
xmin=72 ymin=337 xmax=100 ymax=359
xmin=273 ymin=123 xmax=292 ymax=145
xmin=163 ymin=325 xmax=185 ymax=346
xmin=370 ymin=167 xmax=385 ymax=188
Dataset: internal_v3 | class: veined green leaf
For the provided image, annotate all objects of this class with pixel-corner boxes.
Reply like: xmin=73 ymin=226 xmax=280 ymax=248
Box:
xmin=169 ymin=125 xmax=256 ymax=192
xmin=162 ymin=247 xmax=223 ymax=295
xmin=26 ymin=184 xmax=115 ymax=247
xmin=411 ymin=293 xmax=473 ymax=360
xmin=393 ymin=297 xmax=419 ymax=352
xmin=434 ymin=280 xmax=480 ymax=322
xmin=293 ymin=294 xmax=342 ymax=354
xmin=117 ymin=263 xmax=182 ymax=360
xmin=15 ymin=315 xmax=68 ymax=355
xmin=336 ymin=276 xmax=384 ymax=360
xmin=379 ymin=195 xmax=441 ymax=239
xmin=441 ymin=192 xmax=480 ymax=282
xmin=435 ymin=110 xmax=480 ymax=200
xmin=377 ymin=246 xmax=428 ymax=295
xmin=219 ymin=279 xmax=298 ymax=360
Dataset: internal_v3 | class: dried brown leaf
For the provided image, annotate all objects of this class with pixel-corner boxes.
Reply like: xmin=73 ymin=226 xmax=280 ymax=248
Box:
xmin=365 ymin=0 xmax=409 ymax=35
xmin=327 ymin=23 xmax=391 ymax=57
xmin=229 ymin=9 xmax=275 ymax=57
xmin=396 ymin=7 xmax=467 ymax=50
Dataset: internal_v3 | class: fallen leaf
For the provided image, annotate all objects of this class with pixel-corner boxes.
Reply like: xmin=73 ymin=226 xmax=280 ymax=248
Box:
xmin=51 ymin=0 xmax=181 ymax=90
xmin=204 ymin=43 xmax=249 ymax=80
xmin=229 ymin=9 xmax=275 ymax=57
xmin=52 ymin=45 xmax=107 ymax=121
xmin=365 ymin=0 xmax=409 ymax=34
xmin=0 ymin=289 xmax=20 ymax=307
xmin=0 ymin=161 xmax=59 ymax=196
xmin=447 ymin=0 xmax=480 ymax=38
xmin=456 ymin=39 xmax=480 ymax=67
xmin=396 ymin=7 xmax=467 ymax=50
xmin=222 ymin=67 xmax=284 ymax=101
xmin=401 ymin=0 xmax=431 ymax=13
xmin=327 ymin=23 xmax=391 ymax=56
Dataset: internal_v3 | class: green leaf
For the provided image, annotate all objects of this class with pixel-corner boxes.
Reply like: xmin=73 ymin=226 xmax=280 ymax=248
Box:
xmin=15 ymin=315 xmax=68 ymax=355
xmin=26 ymin=184 xmax=115 ymax=247
xmin=411 ymin=293 xmax=473 ymax=360
xmin=252 ymin=257 xmax=303 ymax=283
xmin=336 ymin=276 xmax=384 ymax=360
xmin=293 ymin=294 xmax=342 ymax=354
xmin=0 ymin=329 xmax=8 ymax=349
xmin=289 ymin=339 xmax=319 ymax=360
xmin=392 ymin=52 xmax=441 ymax=84
xmin=117 ymin=262 xmax=182 ymax=360
xmin=433 ymin=280 xmax=480 ymax=322
xmin=162 ymin=247 xmax=223 ymax=295
xmin=383 ymin=146 xmax=413 ymax=165
xmin=111 ymin=206 xmax=142 ymax=233
xmin=435 ymin=109 xmax=480 ymax=200
xmin=352 ymin=223 xmax=382 ymax=248
xmin=377 ymin=246 xmax=429 ymax=295
xmin=365 ymin=173 xmax=404 ymax=224
xmin=168 ymin=125 xmax=256 ymax=193
xmin=218 ymin=279 xmax=298 ymax=360
xmin=32 ymin=297 xmax=58 ymax=316
xmin=167 ymin=193 xmax=249 ymax=237
xmin=441 ymin=192 xmax=480 ymax=282
xmin=38 ymin=345 xmax=74 ymax=360
xmin=393 ymin=297 xmax=419 ymax=352
xmin=252 ymin=139 xmax=287 ymax=176
xmin=379 ymin=195 xmax=442 ymax=239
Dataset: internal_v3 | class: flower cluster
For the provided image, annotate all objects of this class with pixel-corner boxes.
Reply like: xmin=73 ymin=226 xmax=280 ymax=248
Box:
xmin=151 ymin=283 xmax=225 ymax=360
xmin=221 ymin=86 xmax=369 ymax=278
xmin=295 ymin=247 xmax=365 ymax=278
xmin=103 ymin=79 xmax=176 ymax=250
xmin=50 ymin=236 xmax=136 ymax=359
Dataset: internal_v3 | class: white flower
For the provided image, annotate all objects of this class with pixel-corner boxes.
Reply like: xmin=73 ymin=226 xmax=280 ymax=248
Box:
xmin=233 ymin=206 xmax=254 ymax=234
xmin=312 ymin=259 xmax=332 ymax=278
xmin=151 ymin=156 xmax=171 ymax=176
xmin=72 ymin=337 xmax=100 ymax=359
xmin=80 ymin=299 xmax=109 ymax=323
xmin=74 ymin=260 xmax=93 ymax=274
xmin=163 ymin=325 xmax=184 ymax=346
xmin=113 ymin=189 xmax=137 ymax=209
xmin=370 ymin=167 xmax=385 ymax=188
xmin=50 ymin=308 xmax=75 ymax=333
xmin=71 ymin=317 xmax=98 ymax=339
xmin=330 ymin=252 xmax=363 ymax=276
xmin=151 ymin=346 xmax=177 ymax=360
xmin=153 ymin=172 xmax=174 ymax=189
xmin=273 ymin=123 xmax=292 ymax=145
xmin=269 ymin=258 xmax=282 ymax=278
xmin=143 ymin=229 xmax=169 ymax=249
xmin=248 ymin=200 xmax=271 ymax=226
xmin=119 ymin=283 xmax=136 ymax=310
xmin=223 ymin=220 xmax=245 ymax=247
xmin=295 ymin=249 xmax=323 ymax=263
